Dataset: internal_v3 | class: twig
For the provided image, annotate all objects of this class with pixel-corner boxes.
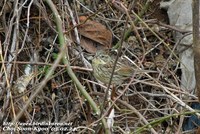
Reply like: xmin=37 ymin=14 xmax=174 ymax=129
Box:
xmin=193 ymin=0 xmax=200 ymax=101
xmin=45 ymin=1 xmax=110 ymax=133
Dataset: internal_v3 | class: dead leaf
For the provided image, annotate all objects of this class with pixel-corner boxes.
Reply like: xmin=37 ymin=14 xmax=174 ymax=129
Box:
xmin=80 ymin=36 xmax=110 ymax=54
xmin=76 ymin=16 xmax=112 ymax=53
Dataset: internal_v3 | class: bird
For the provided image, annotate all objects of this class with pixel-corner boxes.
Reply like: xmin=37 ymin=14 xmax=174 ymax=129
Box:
xmin=92 ymin=50 xmax=136 ymax=85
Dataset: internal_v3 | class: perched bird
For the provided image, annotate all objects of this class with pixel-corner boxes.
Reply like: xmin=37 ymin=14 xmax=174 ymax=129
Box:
xmin=92 ymin=50 xmax=136 ymax=85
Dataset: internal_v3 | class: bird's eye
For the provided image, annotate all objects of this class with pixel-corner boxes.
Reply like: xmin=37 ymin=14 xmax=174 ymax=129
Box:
xmin=99 ymin=55 xmax=110 ymax=62
xmin=100 ymin=55 xmax=108 ymax=59
xmin=100 ymin=55 xmax=105 ymax=59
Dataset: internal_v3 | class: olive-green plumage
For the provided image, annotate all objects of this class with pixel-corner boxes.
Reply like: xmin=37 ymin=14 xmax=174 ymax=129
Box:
xmin=92 ymin=51 xmax=134 ymax=85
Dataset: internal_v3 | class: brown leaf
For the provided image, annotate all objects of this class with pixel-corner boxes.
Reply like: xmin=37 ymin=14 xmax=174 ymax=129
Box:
xmin=80 ymin=36 xmax=110 ymax=53
xmin=77 ymin=16 xmax=112 ymax=53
